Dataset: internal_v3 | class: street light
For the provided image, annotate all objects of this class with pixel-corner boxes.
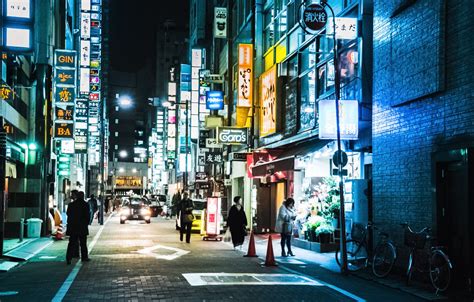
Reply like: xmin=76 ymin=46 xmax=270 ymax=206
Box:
xmin=118 ymin=95 xmax=133 ymax=108
xmin=119 ymin=150 xmax=128 ymax=158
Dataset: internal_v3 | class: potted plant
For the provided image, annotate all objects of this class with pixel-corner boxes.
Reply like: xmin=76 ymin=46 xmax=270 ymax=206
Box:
xmin=316 ymin=223 xmax=334 ymax=244
xmin=327 ymin=202 xmax=340 ymax=228
xmin=305 ymin=215 xmax=325 ymax=242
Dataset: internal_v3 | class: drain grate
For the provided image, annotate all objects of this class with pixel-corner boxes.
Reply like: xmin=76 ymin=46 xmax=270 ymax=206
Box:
xmin=183 ymin=273 xmax=322 ymax=286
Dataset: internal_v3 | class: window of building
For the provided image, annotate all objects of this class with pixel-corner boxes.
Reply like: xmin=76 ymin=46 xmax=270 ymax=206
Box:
xmin=115 ymin=131 xmax=118 ymax=137
xmin=115 ymin=119 xmax=118 ymax=124
xmin=299 ymin=69 xmax=316 ymax=131
xmin=263 ymin=8 xmax=275 ymax=52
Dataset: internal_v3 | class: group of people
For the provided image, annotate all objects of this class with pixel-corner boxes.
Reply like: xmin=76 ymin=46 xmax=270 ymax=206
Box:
xmin=226 ymin=196 xmax=296 ymax=257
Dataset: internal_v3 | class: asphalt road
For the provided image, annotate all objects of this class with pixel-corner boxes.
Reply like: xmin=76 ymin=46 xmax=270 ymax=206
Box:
xmin=0 ymin=214 xmax=426 ymax=301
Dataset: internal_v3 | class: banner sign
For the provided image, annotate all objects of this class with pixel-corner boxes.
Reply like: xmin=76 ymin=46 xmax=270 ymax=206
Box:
xmin=260 ymin=65 xmax=277 ymax=137
xmin=318 ymin=99 xmax=359 ymax=140
xmin=327 ymin=17 xmax=358 ymax=40
xmin=214 ymin=7 xmax=227 ymax=38
xmin=205 ymin=91 xmax=224 ymax=110
xmin=237 ymin=44 xmax=253 ymax=107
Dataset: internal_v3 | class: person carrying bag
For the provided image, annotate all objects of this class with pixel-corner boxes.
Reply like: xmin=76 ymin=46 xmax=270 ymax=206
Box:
xmin=275 ymin=198 xmax=296 ymax=257
xmin=179 ymin=192 xmax=194 ymax=243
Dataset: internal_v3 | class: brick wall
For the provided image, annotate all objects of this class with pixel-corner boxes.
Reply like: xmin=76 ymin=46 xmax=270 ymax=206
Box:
xmin=372 ymin=0 xmax=474 ymax=243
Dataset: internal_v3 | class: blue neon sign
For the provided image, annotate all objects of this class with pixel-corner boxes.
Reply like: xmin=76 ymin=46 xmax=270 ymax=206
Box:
xmin=206 ymin=91 xmax=224 ymax=110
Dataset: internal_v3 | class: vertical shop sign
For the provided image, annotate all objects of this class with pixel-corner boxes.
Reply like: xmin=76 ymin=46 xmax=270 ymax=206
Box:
xmin=214 ymin=7 xmax=227 ymax=38
xmin=237 ymin=44 xmax=253 ymax=108
xmin=53 ymin=50 xmax=76 ymax=140
xmin=259 ymin=65 xmax=277 ymax=137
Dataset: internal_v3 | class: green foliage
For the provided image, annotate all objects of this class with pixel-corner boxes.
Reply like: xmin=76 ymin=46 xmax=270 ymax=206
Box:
xmin=315 ymin=223 xmax=335 ymax=236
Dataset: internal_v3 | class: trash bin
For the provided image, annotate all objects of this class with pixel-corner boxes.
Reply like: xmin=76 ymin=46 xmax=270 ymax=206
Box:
xmin=27 ymin=218 xmax=43 ymax=238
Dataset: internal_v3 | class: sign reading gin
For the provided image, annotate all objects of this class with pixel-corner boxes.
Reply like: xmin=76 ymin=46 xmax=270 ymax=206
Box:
xmin=216 ymin=127 xmax=248 ymax=145
xmin=318 ymin=99 xmax=358 ymax=140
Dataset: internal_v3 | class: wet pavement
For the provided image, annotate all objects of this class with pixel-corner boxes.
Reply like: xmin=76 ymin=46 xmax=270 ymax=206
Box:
xmin=0 ymin=214 xmax=428 ymax=301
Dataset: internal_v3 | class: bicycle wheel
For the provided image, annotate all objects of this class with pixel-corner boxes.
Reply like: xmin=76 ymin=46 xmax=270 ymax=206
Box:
xmin=372 ymin=242 xmax=396 ymax=278
xmin=335 ymin=240 xmax=368 ymax=271
xmin=429 ymin=249 xmax=452 ymax=292
xmin=406 ymin=252 xmax=414 ymax=285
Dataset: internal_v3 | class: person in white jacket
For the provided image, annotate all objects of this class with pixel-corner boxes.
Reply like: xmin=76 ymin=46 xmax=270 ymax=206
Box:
xmin=275 ymin=198 xmax=296 ymax=257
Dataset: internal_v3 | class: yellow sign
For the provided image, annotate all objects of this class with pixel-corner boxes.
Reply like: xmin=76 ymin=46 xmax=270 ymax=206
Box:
xmin=54 ymin=123 xmax=74 ymax=138
xmin=237 ymin=44 xmax=253 ymax=108
xmin=0 ymin=85 xmax=14 ymax=101
xmin=260 ymin=65 xmax=277 ymax=137
xmin=115 ymin=176 xmax=142 ymax=188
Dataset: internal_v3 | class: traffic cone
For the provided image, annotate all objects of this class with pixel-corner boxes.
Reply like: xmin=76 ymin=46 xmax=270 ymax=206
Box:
xmin=263 ymin=234 xmax=278 ymax=266
xmin=244 ymin=231 xmax=258 ymax=257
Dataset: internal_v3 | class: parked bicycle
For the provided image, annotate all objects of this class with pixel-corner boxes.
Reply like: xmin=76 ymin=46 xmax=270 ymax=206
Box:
xmin=335 ymin=222 xmax=397 ymax=277
xmin=401 ymin=223 xmax=452 ymax=293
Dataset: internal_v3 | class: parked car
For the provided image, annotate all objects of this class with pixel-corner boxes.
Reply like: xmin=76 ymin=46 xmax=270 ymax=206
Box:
xmin=119 ymin=196 xmax=151 ymax=224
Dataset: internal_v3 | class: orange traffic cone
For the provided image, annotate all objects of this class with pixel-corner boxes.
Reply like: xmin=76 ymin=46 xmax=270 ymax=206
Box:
xmin=244 ymin=231 xmax=258 ymax=257
xmin=263 ymin=234 xmax=278 ymax=266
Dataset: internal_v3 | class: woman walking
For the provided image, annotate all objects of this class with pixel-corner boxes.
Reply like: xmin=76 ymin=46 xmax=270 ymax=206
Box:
xmin=276 ymin=198 xmax=296 ymax=257
xmin=227 ymin=196 xmax=247 ymax=249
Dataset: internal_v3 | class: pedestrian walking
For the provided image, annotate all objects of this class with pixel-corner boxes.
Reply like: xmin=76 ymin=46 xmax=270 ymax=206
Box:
xmin=275 ymin=198 xmax=296 ymax=257
xmin=227 ymin=196 xmax=247 ymax=249
xmin=88 ymin=194 xmax=98 ymax=225
xmin=66 ymin=191 xmax=91 ymax=264
xmin=179 ymin=192 xmax=194 ymax=243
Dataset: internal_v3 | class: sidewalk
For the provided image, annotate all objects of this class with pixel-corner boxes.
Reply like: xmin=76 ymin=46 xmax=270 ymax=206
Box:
xmin=248 ymin=233 xmax=448 ymax=301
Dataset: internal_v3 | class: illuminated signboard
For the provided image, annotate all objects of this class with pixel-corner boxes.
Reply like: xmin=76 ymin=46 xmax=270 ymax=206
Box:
xmin=216 ymin=127 xmax=248 ymax=145
xmin=61 ymin=139 xmax=75 ymax=154
xmin=55 ymin=87 xmax=75 ymax=103
xmin=54 ymin=123 xmax=74 ymax=139
xmin=55 ymin=69 xmax=75 ymax=86
xmin=55 ymin=106 xmax=74 ymax=121
xmin=81 ymin=12 xmax=91 ymax=38
xmin=327 ymin=17 xmax=358 ymax=40
xmin=5 ymin=27 xmax=31 ymax=49
xmin=80 ymin=40 xmax=90 ymax=66
xmin=205 ymin=91 xmax=224 ymax=110
xmin=0 ymin=84 xmax=14 ymax=101
xmin=237 ymin=44 xmax=253 ymax=107
xmin=79 ymin=68 xmax=90 ymax=93
xmin=81 ymin=0 xmax=91 ymax=11
xmin=259 ymin=65 xmax=277 ymax=137
xmin=206 ymin=197 xmax=221 ymax=236
xmin=6 ymin=0 xmax=32 ymax=19
xmin=318 ymin=99 xmax=359 ymax=140
xmin=55 ymin=50 xmax=76 ymax=68
xmin=214 ymin=7 xmax=227 ymax=39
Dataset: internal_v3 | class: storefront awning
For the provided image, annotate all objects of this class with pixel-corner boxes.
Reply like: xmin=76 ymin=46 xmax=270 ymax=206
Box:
xmin=251 ymin=156 xmax=295 ymax=177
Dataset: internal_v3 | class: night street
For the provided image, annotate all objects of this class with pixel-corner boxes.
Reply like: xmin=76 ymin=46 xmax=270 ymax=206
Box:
xmin=1 ymin=0 xmax=473 ymax=300
xmin=0 ymin=214 xmax=426 ymax=302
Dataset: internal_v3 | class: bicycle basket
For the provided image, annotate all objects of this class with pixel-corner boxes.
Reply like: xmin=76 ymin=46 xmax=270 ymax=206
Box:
xmin=351 ymin=223 xmax=366 ymax=241
xmin=404 ymin=229 xmax=427 ymax=249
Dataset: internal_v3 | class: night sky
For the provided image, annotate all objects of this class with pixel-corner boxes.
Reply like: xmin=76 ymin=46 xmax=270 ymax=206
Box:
xmin=110 ymin=0 xmax=189 ymax=71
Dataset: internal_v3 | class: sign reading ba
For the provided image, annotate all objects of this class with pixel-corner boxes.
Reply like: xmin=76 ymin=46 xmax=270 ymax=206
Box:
xmin=54 ymin=123 xmax=74 ymax=139
xmin=300 ymin=3 xmax=328 ymax=32
xmin=217 ymin=127 xmax=248 ymax=145
xmin=206 ymin=91 xmax=224 ymax=110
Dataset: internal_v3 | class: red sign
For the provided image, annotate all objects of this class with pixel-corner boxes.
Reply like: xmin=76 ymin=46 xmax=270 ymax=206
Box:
xmin=206 ymin=197 xmax=221 ymax=236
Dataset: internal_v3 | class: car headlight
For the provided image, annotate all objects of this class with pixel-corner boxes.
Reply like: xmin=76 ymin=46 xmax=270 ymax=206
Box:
xmin=120 ymin=208 xmax=130 ymax=216
xmin=140 ymin=208 xmax=151 ymax=215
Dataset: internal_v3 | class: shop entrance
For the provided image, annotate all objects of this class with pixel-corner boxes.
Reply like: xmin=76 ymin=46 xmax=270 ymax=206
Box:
xmin=255 ymin=180 xmax=286 ymax=233
xmin=270 ymin=182 xmax=286 ymax=231
xmin=435 ymin=153 xmax=472 ymax=293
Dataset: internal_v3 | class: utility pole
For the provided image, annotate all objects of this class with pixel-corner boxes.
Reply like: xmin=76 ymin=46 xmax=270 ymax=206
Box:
xmin=0 ymin=120 xmax=6 ymax=257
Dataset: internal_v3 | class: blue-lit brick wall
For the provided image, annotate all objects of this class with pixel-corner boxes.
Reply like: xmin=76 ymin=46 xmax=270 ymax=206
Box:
xmin=372 ymin=0 xmax=474 ymax=242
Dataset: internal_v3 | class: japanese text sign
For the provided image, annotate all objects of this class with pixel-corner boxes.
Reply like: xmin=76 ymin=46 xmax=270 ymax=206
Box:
xmin=238 ymin=44 xmax=253 ymax=107
xmin=205 ymin=151 xmax=223 ymax=164
xmin=260 ymin=65 xmax=277 ymax=137
xmin=302 ymin=3 xmax=327 ymax=32
xmin=327 ymin=17 xmax=358 ymax=40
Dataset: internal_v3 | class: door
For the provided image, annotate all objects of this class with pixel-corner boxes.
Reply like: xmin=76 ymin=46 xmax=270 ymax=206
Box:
xmin=437 ymin=160 xmax=471 ymax=291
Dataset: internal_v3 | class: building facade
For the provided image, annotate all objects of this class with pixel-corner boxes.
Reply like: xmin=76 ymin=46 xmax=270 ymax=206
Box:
xmin=372 ymin=0 xmax=473 ymax=292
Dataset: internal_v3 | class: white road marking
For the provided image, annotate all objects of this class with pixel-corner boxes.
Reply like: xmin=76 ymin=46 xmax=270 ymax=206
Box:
xmin=183 ymin=273 xmax=322 ymax=286
xmin=52 ymin=214 xmax=113 ymax=302
xmin=136 ymin=244 xmax=189 ymax=260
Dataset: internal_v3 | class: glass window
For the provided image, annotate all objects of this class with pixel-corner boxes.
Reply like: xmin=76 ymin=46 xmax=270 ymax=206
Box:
xmin=300 ymin=69 xmax=316 ymax=131
xmin=300 ymin=40 xmax=316 ymax=74
xmin=287 ymin=55 xmax=298 ymax=80
xmin=263 ymin=9 xmax=275 ymax=51
xmin=275 ymin=9 xmax=287 ymax=41
xmin=317 ymin=64 xmax=326 ymax=97
xmin=288 ymin=27 xmax=301 ymax=54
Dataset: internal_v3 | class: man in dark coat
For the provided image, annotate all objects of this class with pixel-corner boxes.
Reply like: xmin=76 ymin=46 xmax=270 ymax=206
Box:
xmin=179 ymin=192 xmax=194 ymax=243
xmin=66 ymin=191 xmax=90 ymax=264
